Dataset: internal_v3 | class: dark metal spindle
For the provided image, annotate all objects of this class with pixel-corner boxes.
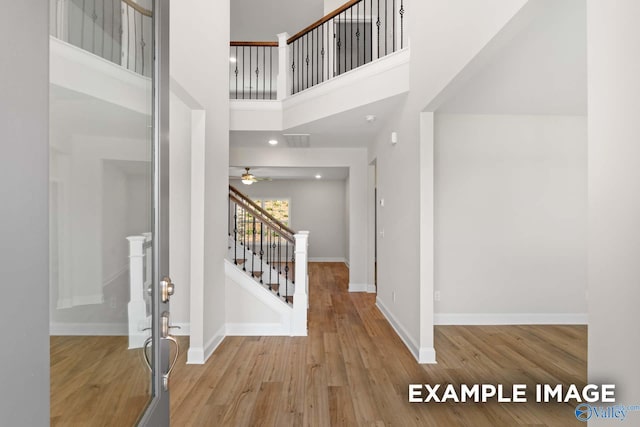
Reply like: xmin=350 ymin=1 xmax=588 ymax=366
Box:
xmin=235 ymin=46 xmax=239 ymax=99
xmin=270 ymin=46 xmax=273 ymax=99
xmin=262 ymin=46 xmax=266 ymax=100
xmin=249 ymin=46 xmax=253 ymax=99
xmin=377 ymin=0 xmax=381 ymax=59
xmin=101 ymin=0 xmax=105 ymax=58
xmin=259 ymin=220 xmax=264 ymax=283
xmin=393 ymin=0 xmax=396 ymax=52
xmin=311 ymin=30 xmax=314 ymax=86
xmin=385 ymin=0 xmax=388 ymax=55
xmin=252 ymin=215 xmax=256 ymax=275
xmin=278 ymin=236 xmax=282 ymax=295
xmin=243 ymin=208 xmax=247 ymax=271
xmin=134 ymin=10 xmax=138 ymax=72
xmin=350 ymin=7 xmax=353 ymax=71
xmin=400 ymin=0 xmax=404 ymax=49
xmin=357 ymin=2 xmax=360 ymax=67
xmin=242 ymin=46 xmax=245 ymax=99
xmin=234 ymin=203 xmax=238 ymax=265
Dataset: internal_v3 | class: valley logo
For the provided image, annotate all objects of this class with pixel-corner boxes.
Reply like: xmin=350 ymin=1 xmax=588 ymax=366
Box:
xmin=575 ymin=403 xmax=640 ymax=422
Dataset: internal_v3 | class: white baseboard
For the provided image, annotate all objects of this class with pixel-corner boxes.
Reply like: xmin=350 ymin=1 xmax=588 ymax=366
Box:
xmin=50 ymin=322 xmax=127 ymax=336
xmin=419 ymin=346 xmax=437 ymax=364
xmin=434 ymin=313 xmax=589 ymax=325
xmin=376 ymin=298 xmax=431 ymax=364
xmin=171 ymin=322 xmax=190 ymax=336
xmin=308 ymin=257 xmax=348 ymax=263
xmin=349 ymin=283 xmax=375 ymax=293
xmin=56 ymin=294 xmax=104 ymax=309
xmin=203 ymin=325 xmax=226 ymax=364
xmin=226 ymin=323 xmax=289 ymax=336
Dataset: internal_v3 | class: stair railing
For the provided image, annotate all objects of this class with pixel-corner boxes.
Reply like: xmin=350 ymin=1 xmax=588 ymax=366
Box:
xmin=229 ymin=41 xmax=279 ymax=100
xmin=228 ymin=185 xmax=301 ymax=306
xmin=50 ymin=0 xmax=152 ymax=77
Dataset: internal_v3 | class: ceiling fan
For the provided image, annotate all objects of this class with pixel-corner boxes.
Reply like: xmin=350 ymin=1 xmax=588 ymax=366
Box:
xmin=236 ymin=167 xmax=271 ymax=185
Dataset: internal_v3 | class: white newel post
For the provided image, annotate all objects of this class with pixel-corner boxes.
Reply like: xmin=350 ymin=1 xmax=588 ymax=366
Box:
xmin=277 ymin=32 xmax=291 ymax=100
xmin=127 ymin=235 xmax=147 ymax=349
xmin=292 ymin=231 xmax=309 ymax=336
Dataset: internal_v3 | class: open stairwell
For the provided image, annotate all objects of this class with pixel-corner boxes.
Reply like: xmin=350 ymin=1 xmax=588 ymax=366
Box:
xmin=226 ymin=185 xmax=308 ymax=336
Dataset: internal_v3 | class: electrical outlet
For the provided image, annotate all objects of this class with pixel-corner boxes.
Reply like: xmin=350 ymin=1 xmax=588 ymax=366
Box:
xmin=392 ymin=291 xmax=396 ymax=303
xmin=434 ymin=291 xmax=441 ymax=302
xmin=379 ymin=229 xmax=385 ymax=238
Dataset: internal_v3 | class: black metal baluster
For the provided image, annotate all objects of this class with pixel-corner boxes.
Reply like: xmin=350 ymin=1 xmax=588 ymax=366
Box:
xmin=400 ymin=0 xmax=404 ymax=49
xmin=364 ymin=0 xmax=366 ymax=64
xmin=243 ymin=208 xmax=247 ymax=271
xmin=234 ymin=203 xmax=238 ymax=265
xmin=393 ymin=0 xmax=396 ymax=52
xmin=344 ymin=11 xmax=347 ymax=73
xmin=252 ymin=214 xmax=256 ymax=275
xmin=101 ymin=0 xmax=105 ymax=58
xmin=350 ymin=6 xmax=353 ymax=71
xmin=306 ymin=34 xmax=310 ymax=89
xmin=235 ymin=46 xmax=239 ymax=99
xmin=377 ymin=0 xmax=381 ymax=59
xmin=321 ymin=23 xmax=325 ymax=83
xmin=356 ymin=2 xmax=360 ymax=67
xmin=291 ymin=44 xmax=295 ymax=95
xmin=292 ymin=248 xmax=295 ymax=285
xmin=385 ymin=0 xmax=388 ymax=55
xmin=242 ymin=46 xmax=245 ymax=99
xmin=270 ymin=46 xmax=273 ymax=99
xmin=277 ymin=235 xmax=282 ymax=296
xmin=262 ymin=46 xmax=266 ymax=100
xmin=134 ymin=10 xmax=138 ymax=72
xmin=110 ymin=0 xmax=115 ymax=62
xmin=249 ymin=46 xmax=252 ymax=99
xmin=285 ymin=241 xmax=289 ymax=302
xmin=311 ymin=30 xmax=314 ymax=87
xmin=141 ymin=17 xmax=145 ymax=75
xmin=259 ymin=220 xmax=264 ymax=283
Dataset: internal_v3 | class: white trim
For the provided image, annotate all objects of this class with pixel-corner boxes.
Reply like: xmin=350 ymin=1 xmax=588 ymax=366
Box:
xmin=171 ymin=322 xmax=191 ymax=336
xmin=375 ymin=298 xmax=421 ymax=362
xmin=203 ymin=325 xmax=226 ymax=363
xmin=419 ymin=347 xmax=437 ymax=364
xmin=366 ymin=284 xmax=376 ymax=294
xmin=434 ymin=313 xmax=589 ymax=325
xmin=230 ymin=99 xmax=282 ymax=111
xmin=226 ymin=323 xmax=289 ymax=336
xmin=188 ymin=324 xmax=225 ymax=365
xmin=308 ymin=257 xmax=348 ymax=263
xmin=56 ymin=294 xmax=104 ymax=309
xmin=225 ymin=259 xmax=293 ymax=311
xmin=49 ymin=322 xmax=127 ymax=336
xmin=348 ymin=283 xmax=368 ymax=292
xmin=103 ymin=265 xmax=129 ymax=288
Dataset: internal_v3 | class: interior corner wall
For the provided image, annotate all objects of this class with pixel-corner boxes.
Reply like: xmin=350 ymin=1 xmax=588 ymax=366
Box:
xmin=231 ymin=179 xmax=347 ymax=260
xmin=372 ymin=0 xmax=528 ymax=362
xmin=434 ymin=114 xmax=587 ymax=320
xmin=171 ymin=0 xmax=229 ymax=360
xmin=0 ymin=0 xmax=50 ymax=423
xmin=344 ymin=175 xmax=351 ymax=265
xmin=588 ymin=0 xmax=640 ymax=408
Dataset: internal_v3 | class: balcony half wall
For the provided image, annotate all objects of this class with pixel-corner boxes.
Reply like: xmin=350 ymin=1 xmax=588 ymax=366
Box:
xmin=230 ymin=48 xmax=410 ymax=132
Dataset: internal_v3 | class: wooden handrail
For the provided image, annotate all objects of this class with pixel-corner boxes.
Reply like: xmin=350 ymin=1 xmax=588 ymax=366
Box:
xmin=288 ymin=0 xmax=361 ymax=44
xmin=122 ymin=0 xmax=152 ymax=17
xmin=229 ymin=185 xmax=296 ymax=241
xmin=230 ymin=41 xmax=279 ymax=47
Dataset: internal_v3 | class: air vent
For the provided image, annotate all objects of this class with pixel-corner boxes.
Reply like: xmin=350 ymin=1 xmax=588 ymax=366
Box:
xmin=284 ymin=134 xmax=311 ymax=148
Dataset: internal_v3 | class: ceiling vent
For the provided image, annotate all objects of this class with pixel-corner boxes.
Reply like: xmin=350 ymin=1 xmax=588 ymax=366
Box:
xmin=284 ymin=133 xmax=311 ymax=148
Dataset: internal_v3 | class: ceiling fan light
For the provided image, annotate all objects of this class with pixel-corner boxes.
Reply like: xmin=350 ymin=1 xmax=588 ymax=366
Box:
xmin=241 ymin=178 xmax=253 ymax=185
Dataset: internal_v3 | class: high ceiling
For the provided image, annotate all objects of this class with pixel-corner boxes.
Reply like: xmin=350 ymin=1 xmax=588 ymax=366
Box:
xmin=229 ymin=166 xmax=349 ymax=181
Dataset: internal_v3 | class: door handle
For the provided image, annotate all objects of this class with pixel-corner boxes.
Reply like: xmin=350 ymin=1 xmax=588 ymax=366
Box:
xmin=160 ymin=276 xmax=174 ymax=302
xmin=141 ymin=311 xmax=180 ymax=391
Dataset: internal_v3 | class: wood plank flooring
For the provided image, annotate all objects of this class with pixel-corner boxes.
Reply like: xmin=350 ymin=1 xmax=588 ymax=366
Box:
xmin=50 ymin=262 xmax=587 ymax=426
xmin=171 ymin=262 xmax=587 ymax=426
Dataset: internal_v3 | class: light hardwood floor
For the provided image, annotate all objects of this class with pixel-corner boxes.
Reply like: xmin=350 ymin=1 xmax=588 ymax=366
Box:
xmin=170 ymin=262 xmax=587 ymax=426
xmin=51 ymin=262 xmax=587 ymax=426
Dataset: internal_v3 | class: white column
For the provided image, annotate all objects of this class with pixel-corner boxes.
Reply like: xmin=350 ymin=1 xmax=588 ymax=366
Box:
xmin=127 ymin=235 xmax=148 ymax=348
xmin=292 ymin=231 xmax=309 ymax=336
xmin=277 ymin=32 xmax=290 ymax=100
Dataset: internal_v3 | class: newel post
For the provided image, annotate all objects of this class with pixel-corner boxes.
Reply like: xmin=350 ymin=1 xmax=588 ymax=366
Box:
xmin=277 ymin=32 xmax=290 ymax=100
xmin=292 ymin=231 xmax=309 ymax=336
xmin=127 ymin=235 xmax=147 ymax=349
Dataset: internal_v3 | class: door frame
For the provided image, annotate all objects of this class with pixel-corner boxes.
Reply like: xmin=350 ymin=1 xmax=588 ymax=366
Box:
xmin=137 ymin=0 xmax=171 ymax=425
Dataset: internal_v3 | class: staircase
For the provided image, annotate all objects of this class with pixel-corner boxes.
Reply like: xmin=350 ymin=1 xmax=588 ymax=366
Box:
xmin=227 ymin=185 xmax=309 ymax=335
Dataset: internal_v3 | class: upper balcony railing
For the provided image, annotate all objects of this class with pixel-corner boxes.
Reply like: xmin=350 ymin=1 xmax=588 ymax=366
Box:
xmin=50 ymin=0 xmax=152 ymax=77
xmin=229 ymin=0 xmax=406 ymax=99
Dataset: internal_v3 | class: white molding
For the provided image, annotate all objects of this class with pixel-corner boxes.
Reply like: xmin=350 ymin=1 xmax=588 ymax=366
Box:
xmin=226 ymin=323 xmax=289 ymax=336
xmin=49 ymin=322 xmax=127 ymax=336
xmin=349 ymin=283 xmax=375 ymax=293
xmin=230 ymin=99 xmax=282 ymax=111
xmin=56 ymin=294 xmax=104 ymax=309
xmin=375 ymin=298 xmax=421 ymax=363
xmin=366 ymin=284 xmax=377 ymax=294
xmin=203 ymin=325 xmax=226 ymax=364
xmin=103 ymin=265 xmax=129 ymax=288
xmin=186 ymin=347 xmax=204 ymax=365
xmin=283 ymin=48 xmax=411 ymax=110
xmin=225 ymin=259 xmax=293 ymax=311
xmin=308 ymin=257 xmax=348 ymax=263
xmin=419 ymin=347 xmax=437 ymax=364
xmin=434 ymin=313 xmax=589 ymax=325
xmin=171 ymin=322 xmax=191 ymax=336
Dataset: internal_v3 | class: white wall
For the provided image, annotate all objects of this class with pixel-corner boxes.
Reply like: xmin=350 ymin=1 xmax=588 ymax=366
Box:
xmin=588 ymin=0 xmax=640 ymax=412
xmin=371 ymin=0 xmax=528 ymax=363
xmin=231 ymin=179 xmax=347 ymax=261
xmin=434 ymin=114 xmax=587 ymax=321
xmin=171 ymin=0 xmax=229 ymax=362
xmin=231 ymin=0 xmax=323 ymax=40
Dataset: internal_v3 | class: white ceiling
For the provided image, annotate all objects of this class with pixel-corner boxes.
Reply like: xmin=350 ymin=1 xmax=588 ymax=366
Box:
xmin=229 ymin=166 xmax=348 ymax=181
xmin=436 ymin=0 xmax=586 ymax=115
xmin=230 ymin=93 xmax=407 ymax=148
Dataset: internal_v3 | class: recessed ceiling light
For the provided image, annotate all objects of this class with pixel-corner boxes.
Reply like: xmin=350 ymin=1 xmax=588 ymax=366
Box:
xmin=315 ymin=174 xmax=322 ymax=179
xmin=365 ymin=115 xmax=376 ymax=123
xmin=268 ymin=139 xmax=278 ymax=146
xmin=229 ymin=57 xmax=237 ymax=63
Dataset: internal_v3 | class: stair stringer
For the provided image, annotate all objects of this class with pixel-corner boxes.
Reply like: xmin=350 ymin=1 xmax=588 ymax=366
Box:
xmin=224 ymin=259 xmax=296 ymax=336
